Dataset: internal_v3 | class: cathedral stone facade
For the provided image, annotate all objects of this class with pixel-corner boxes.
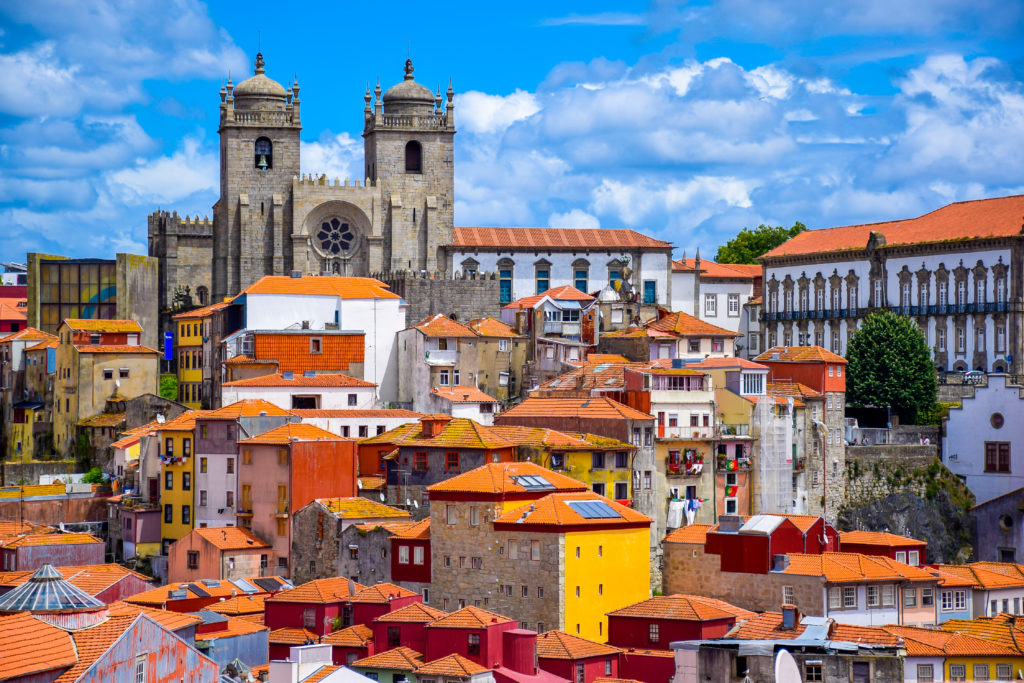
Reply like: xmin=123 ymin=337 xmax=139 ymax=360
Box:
xmin=149 ymin=54 xmax=455 ymax=313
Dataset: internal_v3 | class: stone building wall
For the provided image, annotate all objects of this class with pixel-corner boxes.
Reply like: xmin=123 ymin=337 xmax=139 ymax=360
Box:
xmin=662 ymin=542 xmax=824 ymax=615
xmin=430 ymin=500 xmax=563 ymax=632
xmin=289 ymin=503 xmax=340 ymax=585
xmin=378 ymin=270 xmax=501 ymax=328
xmin=841 ymin=447 xmax=941 ymax=508
xmin=147 ymin=211 xmax=213 ymax=333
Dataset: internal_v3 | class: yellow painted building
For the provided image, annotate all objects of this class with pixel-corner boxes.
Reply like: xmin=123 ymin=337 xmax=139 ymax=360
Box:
xmin=173 ymin=306 xmax=217 ymax=409
xmin=154 ymin=410 xmax=205 ymax=552
xmin=888 ymin=622 xmax=1024 ymax=683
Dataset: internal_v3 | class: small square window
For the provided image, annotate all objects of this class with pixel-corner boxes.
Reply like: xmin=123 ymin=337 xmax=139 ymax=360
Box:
xmin=310 ymin=338 xmax=322 ymax=354
xmin=103 ymin=368 xmax=113 ymax=380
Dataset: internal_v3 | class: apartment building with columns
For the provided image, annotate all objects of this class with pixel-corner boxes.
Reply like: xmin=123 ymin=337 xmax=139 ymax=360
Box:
xmin=759 ymin=195 xmax=1024 ymax=374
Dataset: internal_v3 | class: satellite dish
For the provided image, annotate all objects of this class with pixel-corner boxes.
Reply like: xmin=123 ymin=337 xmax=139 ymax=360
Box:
xmin=357 ymin=479 xmax=363 ymax=490
xmin=775 ymin=649 xmax=800 ymax=683
xmin=412 ymin=500 xmax=419 ymax=509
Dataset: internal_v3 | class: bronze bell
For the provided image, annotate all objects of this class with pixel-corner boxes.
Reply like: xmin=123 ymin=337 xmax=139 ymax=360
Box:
xmin=257 ymin=154 xmax=268 ymax=170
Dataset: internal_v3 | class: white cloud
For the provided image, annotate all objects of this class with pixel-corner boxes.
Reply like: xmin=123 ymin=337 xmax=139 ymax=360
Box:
xmin=301 ymin=132 xmax=363 ymax=181
xmin=542 ymin=12 xmax=644 ymax=26
xmin=108 ymin=136 xmax=217 ymax=205
xmin=457 ymin=90 xmax=541 ymax=135
xmin=548 ymin=209 xmax=600 ymax=228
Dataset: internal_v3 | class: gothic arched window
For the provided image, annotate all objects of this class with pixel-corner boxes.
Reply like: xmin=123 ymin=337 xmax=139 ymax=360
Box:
xmin=196 ymin=286 xmax=209 ymax=306
xmin=405 ymin=141 xmax=422 ymax=173
xmin=317 ymin=218 xmax=355 ymax=255
xmin=255 ymin=137 xmax=273 ymax=170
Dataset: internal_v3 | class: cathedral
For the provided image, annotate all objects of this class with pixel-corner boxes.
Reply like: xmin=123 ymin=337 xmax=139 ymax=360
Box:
xmin=149 ymin=53 xmax=456 ymax=310
xmin=148 ymin=53 xmax=674 ymax=328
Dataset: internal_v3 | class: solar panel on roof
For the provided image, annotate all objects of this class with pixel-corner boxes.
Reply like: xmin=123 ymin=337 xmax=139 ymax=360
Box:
xmin=253 ymin=577 xmax=284 ymax=593
xmin=185 ymin=583 xmax=211 ymax=598
xmin=593 ymin=363 xmax=612 ymax=372
xmin=169 ymin=589 xmax=188 ymax=600
xmin=512 ymin=475 xmax=554 ymax=490
xmin=567 ymin=500 xmax=621 ymax=519
xmin=201 ymin=579 xmax=221 ymax=587
xmin=230 ymin=579 xmax=259 ymax=594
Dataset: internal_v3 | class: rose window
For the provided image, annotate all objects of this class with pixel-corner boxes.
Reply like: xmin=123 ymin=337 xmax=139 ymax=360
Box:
xmin=317 ymin=218 xmax=355 ymax=255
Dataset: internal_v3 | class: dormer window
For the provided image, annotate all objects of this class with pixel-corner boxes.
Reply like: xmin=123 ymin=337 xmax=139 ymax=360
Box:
xmin=405 ymin=141 xmax=422 ymax=173
xmin=255 ymin=137 xmax=273 ymax=170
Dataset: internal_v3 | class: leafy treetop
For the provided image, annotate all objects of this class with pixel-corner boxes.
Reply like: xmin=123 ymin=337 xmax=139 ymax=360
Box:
xmin=715 ymin=221 xmax=806 ymax=264
xmin=845 ymin=310 xmax=937 ymax=422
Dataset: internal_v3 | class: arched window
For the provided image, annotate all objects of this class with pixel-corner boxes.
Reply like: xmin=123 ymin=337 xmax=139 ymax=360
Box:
xmin=405 ymin=141 xmax=422 ymax=173
xmin=196 ymin=286 xmax=208 ymax=306
xmin=255 ymin=137 xmax=273 ymax=170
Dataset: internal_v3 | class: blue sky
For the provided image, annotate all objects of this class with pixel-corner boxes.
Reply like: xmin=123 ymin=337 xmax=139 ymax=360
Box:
xmin=2 ymin=0 xmax=1023 ymax=260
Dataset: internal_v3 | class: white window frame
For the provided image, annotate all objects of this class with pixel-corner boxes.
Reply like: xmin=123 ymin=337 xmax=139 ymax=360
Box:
xmin=498 ymin=339 xmax=509 ymax=352
xmin=908 ymin=550 xmax=919 ymax=565
xmin=728 ymin=294 xmax=740 ymax=316
xmin=398 ymin=545 xmax=410 ymax=564
xmin=704 ymin=294 xmax=717 ymax=317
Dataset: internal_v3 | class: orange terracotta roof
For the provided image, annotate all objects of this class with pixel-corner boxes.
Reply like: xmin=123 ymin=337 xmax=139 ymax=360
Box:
xmin=663 ymin=523 xmax=713 ymax=544
xmin=56 ymin=614 xmax=139 ymax=683
xmin=317 ymin=498 xmax=411 ymax=519
xmin=673 ymin=258 xmax=761 ymax=279
xmin=754 ymin=345 xmax=847 ymax=364
xmin=361 ymin=417 xmax=513 ymax=450
xmin=223 ymin=372 xmax=375 ymax=388
xmin=0 ymin=301 xmax=26 ymax=322
xmin=109 ymin=432 xmax=142 ymax=450
xmin=304 ymin=665 xmax=341 ymax=683
xmin=587 ymin=354 xmax=631 ymax=364
xmin=536 ymin=630 xmax=621 ymax=659
xmin=238 ymin=422 xmax=350 ymax=445
xmin=828 ymin=623 xmax=901 ymax=646
xmin=377 ymin=602 xmax=447 ymax=623
xmin=324 ymin=623 xmax=372 ymax=647
xmin=412 ymin=313 xmax=477 ymax=338
xmin=0 ymin=564 xmax=151 ymax=595
xmin=0 ymin=327 xmax=53 ymax=344
xmin=191 ymin=526 xmax=270 ymax=550
xmin=27 ymin=338 xmax=59 ymax=351
xmin=416 ymin=653 xmax=489 ymax=676
xmin=105 ymin=600 xmax=203 ymax=631
xmin=499 ymin=396 xmax=653 ymax=421
xmin=0 ymin=611 xmax=77 ymax=679
xmin=3 ymin=532 xmax=102 ymax=548
xmin=431 ymin=385 xmax=498 ymax=403
xmin=931 ymin=563 xmax=1024 ymax=589
xmin=206 ymin=594 xmax=266 ymax=616
xmin=783 ymin=552 xmax=938 ymax=583
xmin=388 ymin=518 xmax=431 ymax=541
xmin=61 ymin=319 xmax=142 ymax=333
xmin=269 ymin=626 xmax=318 ymax=644
xmin=453 ymin=226 xmax=672 ymax=250
xmin=885 ymin=624 xmax=1015 ymax=657
xmin=204 ymin=399 xmax=293 ymax=418
xmin=199 ymin=616 xmax=268 ymax=640
xmin=0 ymin=521 xmax=48 ymax=539
xmin=291 ymin=409 xmax=424 ymax=419
xmin=939 ymin=614 xmax=1024 ymax=651
xmin=728 ymin=612 xmax=805 ymax=640
xmin=73 ymin=344 xmax=160 ymax=354
xmin=485 ymin=425 xmax=599 ymax=450
xmin=763 ymin=195 xmax=1024 ymax=259
xmin=172 ymin=301 xmax=231 ymax=320
xmin=358 ymin=475 xmax=387 ymax=491
xmin=267 ymin=577 xmax=366 ymax=605
xmin=428 ymin=605 xmax=515 ymax=629
xmin=352 ymin=646 xmax=424 ymax=671
xmin=77 ymin=412 xmax=126 ymax=428
xmin=237 ymin=275 xmax=400 ymax=300
xmin=607 ymin=594 xmax=754 ymax=622
xmin=125 ymin=576 xmax=288 ymax=605
xmin=467 ymin=317 xmax=520 ymax=338
xmin=767 ymin=514 xmax=824 ymax=534
xmin=768 ymin=380 xmax=822 ymax=399
xmin=149 ymin=409 xmax=211 ymax=432
xmin=533 ymin=361 xmax=652 ymax=394
xmin=250 ymin=331 xmax=365 ymax=373
xmin=503 ymin=285 xmax=596 ymax=311
xmin=426 ymin=461 xmax=588 ymax=495
xmin=224 ymin=354 xmax=275 ymax=365
xmin=840 ymin=530 xmax=924 ymax=548
xmin=645 ymin=311 xmax=740 ymax=338
xmin=494 ymin=491 xmax=651 ymax=529
xmin=350 ymin=583 xmax=419 ymax=604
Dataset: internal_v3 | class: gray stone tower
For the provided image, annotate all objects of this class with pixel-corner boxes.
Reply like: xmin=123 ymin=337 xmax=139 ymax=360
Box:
xmin=364 ymin=59 xmax=455 ymax=273
xmin=213 ymin=53 xmax=301 ymax=301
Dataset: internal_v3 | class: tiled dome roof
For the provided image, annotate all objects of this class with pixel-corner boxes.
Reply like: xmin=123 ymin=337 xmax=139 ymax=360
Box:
xmin=0 ymin=564 xmax=106 ymax=613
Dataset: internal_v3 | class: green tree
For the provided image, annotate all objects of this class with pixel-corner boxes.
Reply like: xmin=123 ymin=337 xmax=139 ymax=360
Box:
xmin=82 ymin=467 xmax=104 ymax=484
xmin=846 ymin=310 xmax=937 ymax=423
xmin=160 ymin=374 xmax=178 ymax=402
xmin=715 ymin=221 xmax=807 ymax=264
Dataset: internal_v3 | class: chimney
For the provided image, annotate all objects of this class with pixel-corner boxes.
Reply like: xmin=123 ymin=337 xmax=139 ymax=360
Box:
xmin=717 ymin=515 xmax=742 ymax=533
xmin=781 ymin=604 xmax=799 ymax=630
xmin=502 ymin=629 xmax=538 ymax=674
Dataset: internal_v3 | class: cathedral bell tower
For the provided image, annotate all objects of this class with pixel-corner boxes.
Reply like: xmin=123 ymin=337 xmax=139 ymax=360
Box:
xmin=363 ymin=59 xmax=455 ymax=273
xmin=213 ymin=53 xmax=301 ymax=300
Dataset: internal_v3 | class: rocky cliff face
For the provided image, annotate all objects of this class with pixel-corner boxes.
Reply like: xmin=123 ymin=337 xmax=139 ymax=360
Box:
xmin=838 ymin=449 xmax=975 ymax=564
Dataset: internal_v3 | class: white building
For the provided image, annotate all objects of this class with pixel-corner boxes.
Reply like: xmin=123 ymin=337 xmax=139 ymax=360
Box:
xmin=671 ymin=256 xmax=761 ymax=344
xmin=943 ymin=373 xmax=1024 ymax=505
xmin=450 ymin=226 xmax=673 ymax=307
xmin=221 ymin=371 xmax=377 ymax=411
xmin=233 ymin=275 xmax=407 ymax=401
xmin=428 ymin=386 xmax=498 ymax=425
xmin=290 ymin=408 xmax=424 ymax=439
xmin=760 ymin=195 xmax=1024 ymax=373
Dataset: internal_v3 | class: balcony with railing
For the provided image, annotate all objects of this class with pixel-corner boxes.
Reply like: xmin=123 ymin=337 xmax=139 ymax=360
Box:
xmin=718 ymin=423 xmax=750 ymax=437
xmin=761 ymin=300 xmax=1009 ymax=323
xmin=659 ymin=425 xmax=715 ymax=440
xmin=668 ymin=451 xmax=705 ymax=477
xmin=717 ymin=455 xmax=752 ymax=471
